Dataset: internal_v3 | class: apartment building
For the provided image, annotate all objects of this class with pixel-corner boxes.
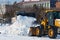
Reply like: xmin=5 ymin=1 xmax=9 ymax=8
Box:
xmin=17 ymin=0 xmax=50 ymax=9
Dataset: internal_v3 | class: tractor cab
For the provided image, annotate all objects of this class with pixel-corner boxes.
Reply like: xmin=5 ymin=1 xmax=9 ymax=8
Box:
xmin=47 ymin=11 xmax=60 ymax=27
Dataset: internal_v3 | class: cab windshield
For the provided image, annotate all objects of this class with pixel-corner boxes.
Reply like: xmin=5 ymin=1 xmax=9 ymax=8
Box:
xmin=53 ymin=11 xmax=60 ymax=19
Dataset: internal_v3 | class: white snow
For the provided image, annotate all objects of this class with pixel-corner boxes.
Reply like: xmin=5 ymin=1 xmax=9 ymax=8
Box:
xmin=0 ymin=15 xmax=36 ymax=36
xmin=0 ymin=34 xmax=60 ymax=40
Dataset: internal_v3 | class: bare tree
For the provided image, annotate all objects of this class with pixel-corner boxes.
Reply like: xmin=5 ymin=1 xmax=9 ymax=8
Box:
xmin=0 ymin=4 xmax=5 ymax=25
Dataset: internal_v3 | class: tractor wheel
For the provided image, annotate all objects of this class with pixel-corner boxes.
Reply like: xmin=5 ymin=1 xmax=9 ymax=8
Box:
xmin=36 ymin=26 xmax=42 ymax=37
xmin=29 ymin=27 xmax=34 ymax=36
xmin=48 ymin=28 xmax=57 ymax=38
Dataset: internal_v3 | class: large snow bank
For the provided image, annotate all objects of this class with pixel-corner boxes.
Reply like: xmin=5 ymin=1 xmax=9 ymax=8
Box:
xmin=0 ymin=15 xmax=36 ymax=36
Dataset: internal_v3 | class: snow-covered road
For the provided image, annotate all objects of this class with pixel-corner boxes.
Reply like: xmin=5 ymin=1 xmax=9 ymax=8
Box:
xmin=0 ymin=34 xmax=60 ymax=40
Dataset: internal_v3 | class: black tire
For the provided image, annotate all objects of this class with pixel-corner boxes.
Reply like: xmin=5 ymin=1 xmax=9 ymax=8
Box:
xmin=40 ymin=25 xmax=47 ymax=36
xmin=29 ymin=27 xmax=34 ymax=36
xmin=48 ymin=27 xmax=57 ymax=38
xmin=35 ymin=26 xmax=43 ymax=37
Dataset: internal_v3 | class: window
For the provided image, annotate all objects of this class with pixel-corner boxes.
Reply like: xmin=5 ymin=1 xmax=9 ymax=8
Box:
xmin=45 ymin=3 xmax=46 ymax=7
xmin=42 ymin=4 xmax=43 ymax=6
xmin=40 ymin=4 xmax=43 ymax=7
xmin=40 ymin=4 xmax=41 ymax=6
xmin=43 ymin=3 xmax=44 ymax=7
xmin=47 ymin=3 xmax=49 ymax=7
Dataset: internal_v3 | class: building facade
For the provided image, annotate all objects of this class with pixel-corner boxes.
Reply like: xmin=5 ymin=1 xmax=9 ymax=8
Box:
xmin=17 ymin=0 xmax=50 ymax=9
xmin=17 ymin=0 xmax=60 ymax=12
xmin=23 ymin=1 xmax=50 ymax=8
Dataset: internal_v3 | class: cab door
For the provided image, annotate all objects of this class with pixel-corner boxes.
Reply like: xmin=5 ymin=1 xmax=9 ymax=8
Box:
xmin=47 ymin=12 xmax=54 ymax=26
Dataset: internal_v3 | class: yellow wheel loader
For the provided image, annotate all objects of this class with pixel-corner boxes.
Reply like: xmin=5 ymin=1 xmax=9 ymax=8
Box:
xmin=29 ymin=10 xmax=60 ymax=38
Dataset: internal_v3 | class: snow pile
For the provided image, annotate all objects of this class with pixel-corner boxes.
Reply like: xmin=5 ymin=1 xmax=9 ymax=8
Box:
xmin=0 ymin=15 xmax=36 ymax=36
